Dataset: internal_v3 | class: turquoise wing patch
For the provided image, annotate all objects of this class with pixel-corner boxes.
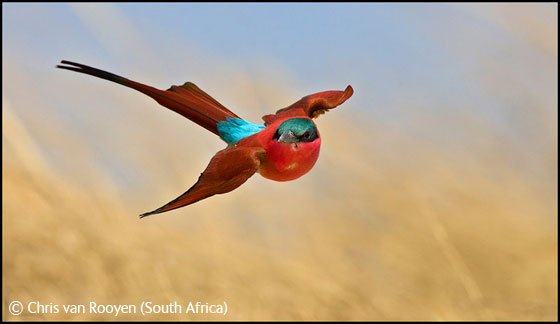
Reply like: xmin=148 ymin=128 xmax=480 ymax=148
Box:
xmin=217 ymin=117 xmax=265 ymax=144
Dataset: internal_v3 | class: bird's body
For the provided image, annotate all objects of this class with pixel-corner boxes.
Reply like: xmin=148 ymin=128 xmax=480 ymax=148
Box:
xmin=56 ymin=61 xmax=353 ymax=217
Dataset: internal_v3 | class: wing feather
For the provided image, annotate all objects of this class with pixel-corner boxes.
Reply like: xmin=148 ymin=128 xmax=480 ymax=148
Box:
xmin=139 ymin=146 xmax=263 ymax=218
xmin=262 ymin=85 xmax=353 ymax=125
xmin=57 ymin=60 xmax=239 ymax=135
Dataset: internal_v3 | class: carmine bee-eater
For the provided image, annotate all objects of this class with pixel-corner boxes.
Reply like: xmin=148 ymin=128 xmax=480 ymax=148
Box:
xmin=56 ymin=61 xmax=353 ymax=217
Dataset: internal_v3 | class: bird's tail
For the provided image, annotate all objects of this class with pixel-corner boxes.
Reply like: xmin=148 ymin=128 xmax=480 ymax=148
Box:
xmin=56 ymin=60 xmax=240 ymax=135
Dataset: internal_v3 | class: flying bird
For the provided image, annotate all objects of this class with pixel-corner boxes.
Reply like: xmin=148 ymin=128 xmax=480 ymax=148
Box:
xmin=56 ymin=60 xmax=353 ymax=217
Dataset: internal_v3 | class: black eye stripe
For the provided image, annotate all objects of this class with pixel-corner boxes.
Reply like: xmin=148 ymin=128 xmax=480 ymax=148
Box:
xmin=299 ymin=129 xmax=317 ymax=142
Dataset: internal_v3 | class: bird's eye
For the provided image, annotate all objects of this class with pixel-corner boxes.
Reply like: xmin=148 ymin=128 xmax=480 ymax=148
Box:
xmin=303 ymin=131 xmax=310 ymax=138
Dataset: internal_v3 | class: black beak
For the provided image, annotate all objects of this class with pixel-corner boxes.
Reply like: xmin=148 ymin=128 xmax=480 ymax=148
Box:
xmin=277 ymin=130 xmax=298 ymax=144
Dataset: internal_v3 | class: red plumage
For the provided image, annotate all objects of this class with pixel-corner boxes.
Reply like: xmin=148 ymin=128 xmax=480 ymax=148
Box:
xmin=56 ymin=60 xmax=353 ymax=217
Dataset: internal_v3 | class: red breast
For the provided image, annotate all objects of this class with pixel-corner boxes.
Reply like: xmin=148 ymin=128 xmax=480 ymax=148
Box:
xmin=249 ymin=117 xmax=321 ymax=182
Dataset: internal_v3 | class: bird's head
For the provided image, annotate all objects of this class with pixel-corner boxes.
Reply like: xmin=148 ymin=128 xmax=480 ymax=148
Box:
xmin=272 ymin=118 xmax=319 ymax=144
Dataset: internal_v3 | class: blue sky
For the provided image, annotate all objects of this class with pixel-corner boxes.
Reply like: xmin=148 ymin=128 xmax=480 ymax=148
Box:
xmin=3 ymin=3 xmax=555 ymax=113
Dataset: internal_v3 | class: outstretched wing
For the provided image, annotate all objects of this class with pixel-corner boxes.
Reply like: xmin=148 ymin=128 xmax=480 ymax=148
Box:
xmin=139 ymin=146 xmax=264 ymax=218
xmin=56 ymin=60 xmax=240 ymax=135
xmin=262 ymin=85 xmax=353 ymax=125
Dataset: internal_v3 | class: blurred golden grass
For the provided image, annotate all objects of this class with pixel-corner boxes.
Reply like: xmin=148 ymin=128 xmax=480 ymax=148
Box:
xmin=2 ymin=93 xmax=557 ymax=320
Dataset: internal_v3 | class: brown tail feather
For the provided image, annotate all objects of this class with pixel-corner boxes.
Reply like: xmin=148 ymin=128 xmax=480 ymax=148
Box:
xmin=56 ymin=60 xmax=240 ymax=135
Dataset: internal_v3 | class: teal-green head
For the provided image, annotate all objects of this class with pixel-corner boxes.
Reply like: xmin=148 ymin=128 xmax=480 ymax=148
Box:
xmin=272 ymin=118 xmax=319 ymax=144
